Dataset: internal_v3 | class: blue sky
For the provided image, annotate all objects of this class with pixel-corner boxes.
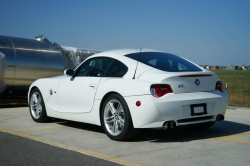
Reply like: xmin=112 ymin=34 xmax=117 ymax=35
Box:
xmin=1 ymin=0 xmax=250 ymax=65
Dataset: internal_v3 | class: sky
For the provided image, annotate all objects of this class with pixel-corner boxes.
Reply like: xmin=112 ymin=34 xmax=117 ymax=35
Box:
xmin=0 ymin=0 xmax=250 ymax=66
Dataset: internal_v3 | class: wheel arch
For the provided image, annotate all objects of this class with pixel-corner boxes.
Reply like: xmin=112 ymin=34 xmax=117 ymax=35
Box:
xmin=28 ymin=86 xmax=39 ymax=104
xmin=99 ymin=91 xmax=134 ymax=127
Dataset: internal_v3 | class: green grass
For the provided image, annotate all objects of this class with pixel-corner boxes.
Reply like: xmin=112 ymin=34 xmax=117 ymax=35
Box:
xmin=211 ymin=70 xmax=250 ymax=107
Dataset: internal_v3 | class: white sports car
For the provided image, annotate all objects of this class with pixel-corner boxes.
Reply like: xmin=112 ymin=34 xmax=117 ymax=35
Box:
xmin=28 ymin=49 xmax=228 ymax=141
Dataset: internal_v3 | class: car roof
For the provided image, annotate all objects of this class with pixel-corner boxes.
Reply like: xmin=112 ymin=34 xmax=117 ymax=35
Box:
xmin=89 ymin=48 xmax=162 ymax=59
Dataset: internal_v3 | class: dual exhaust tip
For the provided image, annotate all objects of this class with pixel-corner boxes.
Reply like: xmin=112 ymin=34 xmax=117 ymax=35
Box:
xmin=216 ymin=114 xmax=224 ymax=121
xmin=163 ymin=121 xmax=176 ymax=129
xmin=162 ymin=114 xmax=224 ymax=129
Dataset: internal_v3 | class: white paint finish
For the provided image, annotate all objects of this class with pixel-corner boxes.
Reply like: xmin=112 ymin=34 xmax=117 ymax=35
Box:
xmin=134 ymin=62 xmax=154 ymax=79
xmin=28 ymin=49 xmax=228 ymax=131
xmin=57 ymin=76 xmax=101 ymax=113
xmin=124 ymin=95 xmax=164 ymax=128
xmin=46 ymin=100 xmax=101 ymax=126
xmin=28 ymin=77 xmax=62 ymax=107
xmin=95 ymin=78 xmax=151 ymax=100
xmin=124 ymin=90 xmax=228 ymax=128
xmin=138 ymin=69 xmax=218 ymax=93
xmin=46 ymin=83 xmax=60 ymax=112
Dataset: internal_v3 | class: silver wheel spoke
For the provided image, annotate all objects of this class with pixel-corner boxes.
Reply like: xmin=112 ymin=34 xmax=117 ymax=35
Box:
xmin=30 ymin=92 xmax=43 ymax=119
xmin=31 ymin=104 xmax=37 ymax=109
xmin=108 ymin=102 xmax=117 ymax=115
xmin=35 ymin=109 xmax=39 ymax=118
xmin=120 ymin=109 xmax=124 ymax=116
xmin=117 ymin=119 xmax=124 ymax=126
xmin=33 ymin=94 xmax=38 ymax=103
xmin=105 ymin=117 xmax=115 ymax=124
xmin=36 ymin=110 xmax=40 ymax=117
xmin=117 ymin=104 xmax=121 ymax=114
xmin=37 ymin=107 xmax=41 ymax=113
xmin=112 ymin=121 xmax=116 ymax=133
xmin=105 ymin=116 xmax=114 ymax=121
xmin=37 ymin=97 xmax=42 ymax=104
xmin=104 ymin=99 xmax=125 ymax=136
xmin=114 ymin=121 xmax=118 ymax=133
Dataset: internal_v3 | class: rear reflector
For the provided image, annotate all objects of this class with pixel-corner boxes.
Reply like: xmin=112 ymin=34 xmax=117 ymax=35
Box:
xmin=179 ymin=74 xmax=212 ymax=77
xmin=136 ymin=101 xmax=141 ymax=107
xmin=215 ymin=81 xmax=224 ymax=93
xmin=150 ymin=84 xmax=173 ymax=98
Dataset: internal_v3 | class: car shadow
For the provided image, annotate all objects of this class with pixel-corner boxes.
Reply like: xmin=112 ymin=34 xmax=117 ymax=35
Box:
xmin=132 ymin=121 xmax=250 ymax=143
xmin=57 ymin=121 xmax=104 ymax=133
xmin=0 ymin=104 xmax=28 ymax=108
xmin=57 ymin=120 xmax=250 ymax=143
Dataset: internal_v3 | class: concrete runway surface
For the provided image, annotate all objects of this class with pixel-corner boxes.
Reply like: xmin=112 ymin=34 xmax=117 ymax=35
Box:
xmin=0 ymin=106 xmax=250 ymax=166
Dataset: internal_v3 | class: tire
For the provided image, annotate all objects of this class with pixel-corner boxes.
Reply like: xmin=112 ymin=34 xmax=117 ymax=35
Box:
xmin=186 ymin=121 xmax=215 ymax=130
xmin=101 ymin=94 xmax=139 ymax=141
xmin=29 ymin=88 xmax=50 ymax=123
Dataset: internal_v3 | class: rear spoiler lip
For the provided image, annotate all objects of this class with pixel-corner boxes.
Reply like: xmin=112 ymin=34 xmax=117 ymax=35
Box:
xmin=179 ymin=74 xmax=212 ymax=77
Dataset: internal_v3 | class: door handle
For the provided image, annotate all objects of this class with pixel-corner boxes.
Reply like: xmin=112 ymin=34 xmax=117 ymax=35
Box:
xmin=89 ymin=83 xmax=97 ymax=89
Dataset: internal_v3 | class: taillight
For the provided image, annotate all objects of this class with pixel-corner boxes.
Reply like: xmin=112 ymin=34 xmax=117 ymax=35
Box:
xmin=215 ymin=81 xmax=224 ymax=93
xmin=150 ymin=84 xmax=173 ymax=98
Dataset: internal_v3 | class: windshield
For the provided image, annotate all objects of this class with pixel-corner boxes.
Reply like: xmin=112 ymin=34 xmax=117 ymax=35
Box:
xmin=125 ymin=52 xmax=202 ymax=72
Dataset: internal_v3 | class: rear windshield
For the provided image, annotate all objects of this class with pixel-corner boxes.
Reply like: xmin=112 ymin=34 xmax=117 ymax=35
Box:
xmin=125 ymin=52 xmax=202 ymax=72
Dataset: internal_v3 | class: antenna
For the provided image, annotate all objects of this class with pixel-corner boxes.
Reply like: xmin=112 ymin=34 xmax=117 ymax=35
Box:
xmin=133 ymin=47 xmax=142 ymax=79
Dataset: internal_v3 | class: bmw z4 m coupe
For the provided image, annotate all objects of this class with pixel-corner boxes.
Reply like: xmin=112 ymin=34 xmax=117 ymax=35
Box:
xmin=28 ymin=49 xmax=228 ymax=141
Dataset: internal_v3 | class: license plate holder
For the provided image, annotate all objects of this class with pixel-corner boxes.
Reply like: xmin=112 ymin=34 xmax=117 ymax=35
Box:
xmin=190 ymin=103 xmax=207 ymax=116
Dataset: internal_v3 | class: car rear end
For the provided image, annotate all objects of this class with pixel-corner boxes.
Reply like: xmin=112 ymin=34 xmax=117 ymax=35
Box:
xmin=148 ymin=84 xmax=227 ymax=128
xmin=124 ymin=51 xmax=228 ymax=129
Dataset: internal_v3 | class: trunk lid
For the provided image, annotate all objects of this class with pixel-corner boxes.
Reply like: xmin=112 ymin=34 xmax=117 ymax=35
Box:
xmin=138 ymin=69 xmax=218 ymax=94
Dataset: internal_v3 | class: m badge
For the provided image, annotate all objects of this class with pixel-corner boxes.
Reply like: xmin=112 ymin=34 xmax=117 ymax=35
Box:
xmin=178 ymin=84 xmax=185 ymax=88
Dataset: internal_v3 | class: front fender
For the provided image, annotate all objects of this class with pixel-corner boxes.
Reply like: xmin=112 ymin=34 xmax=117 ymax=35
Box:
xmin=28 ymin=76 xmax=63 ymax=109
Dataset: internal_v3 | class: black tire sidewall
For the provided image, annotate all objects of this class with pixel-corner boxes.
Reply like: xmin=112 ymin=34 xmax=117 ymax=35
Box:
xmin=101 ymin=94 xmax=133 ymax=141
xmin=29 ymin=88 xmax=49 ymax=123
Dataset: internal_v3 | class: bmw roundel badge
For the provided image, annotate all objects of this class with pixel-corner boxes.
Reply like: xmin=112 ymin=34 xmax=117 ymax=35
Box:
xmin=195 ymin=79 xmax=200 ymax=86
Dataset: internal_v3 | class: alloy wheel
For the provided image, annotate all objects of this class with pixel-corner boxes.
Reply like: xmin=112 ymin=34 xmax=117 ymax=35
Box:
xmin=104 ymin=99 xmax=125 ymax=136
xmin=30 ymin=92 xmax=43 ymax=119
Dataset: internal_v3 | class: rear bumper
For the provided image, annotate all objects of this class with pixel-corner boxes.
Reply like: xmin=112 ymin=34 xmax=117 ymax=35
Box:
xmin=124 ymin=90 xmax=228 ymax=128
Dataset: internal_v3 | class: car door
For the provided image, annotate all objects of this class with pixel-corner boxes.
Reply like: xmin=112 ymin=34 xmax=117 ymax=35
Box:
xmin=57 ymin=57 xmax=113 ymax=113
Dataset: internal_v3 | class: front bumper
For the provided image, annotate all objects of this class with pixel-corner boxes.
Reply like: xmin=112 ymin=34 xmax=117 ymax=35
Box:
xmin=124 ymin=90 xmax=228 ymax=128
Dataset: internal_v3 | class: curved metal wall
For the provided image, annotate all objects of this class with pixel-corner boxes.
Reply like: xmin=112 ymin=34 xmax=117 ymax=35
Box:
xmin=0 ymin=35 xmax=65 ymax=98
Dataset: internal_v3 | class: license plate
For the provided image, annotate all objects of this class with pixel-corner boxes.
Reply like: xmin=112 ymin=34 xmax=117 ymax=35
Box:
xmin=190 ymin=103 xmax=207 ymax=116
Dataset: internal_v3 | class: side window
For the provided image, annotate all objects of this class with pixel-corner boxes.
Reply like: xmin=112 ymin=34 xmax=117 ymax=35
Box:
xmin=105 ymin=60 xmax=128 ymax=77
xmin=148 ymin=59 xmax=157 ymax=66
xmin=168 ymin=60 xmax=172 ymax=67
xmin=178 ymin=63 xmax=189 ymax=71
xmin=75 ymin=57 xmax=113 ymax=77
xmin=125 ymin=52 xmax=202 ymax=72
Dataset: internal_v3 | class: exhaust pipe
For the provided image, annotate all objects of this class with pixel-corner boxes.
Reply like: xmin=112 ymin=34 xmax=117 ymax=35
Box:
xmin=163 ymin=121 xmax=176 ymax=129
xmin=216 ymin=114 xmax=225 ymax=121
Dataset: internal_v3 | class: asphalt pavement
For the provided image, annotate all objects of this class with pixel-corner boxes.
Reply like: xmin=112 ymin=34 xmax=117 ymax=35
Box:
xmin=0 ymin=131 xmax=121 ymax=166
xmin=0 ymin=106 xmax=250 ymax=166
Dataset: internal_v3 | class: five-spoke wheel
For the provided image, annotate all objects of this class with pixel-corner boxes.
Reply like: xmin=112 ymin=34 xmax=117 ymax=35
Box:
xmin=101 ymin=94 xmax=139 ymax=141
xmin=29 ymin=88 xmax=50 ymax=122
xmin=30 ymin=92 xmax=43 ymax=119
xmin=104 ymin=99 xmax=125 ymax=136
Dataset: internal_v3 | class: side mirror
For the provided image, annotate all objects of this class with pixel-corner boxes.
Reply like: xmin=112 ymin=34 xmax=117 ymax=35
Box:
xmin=64 ymin=68 xmax=74 ymax=76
